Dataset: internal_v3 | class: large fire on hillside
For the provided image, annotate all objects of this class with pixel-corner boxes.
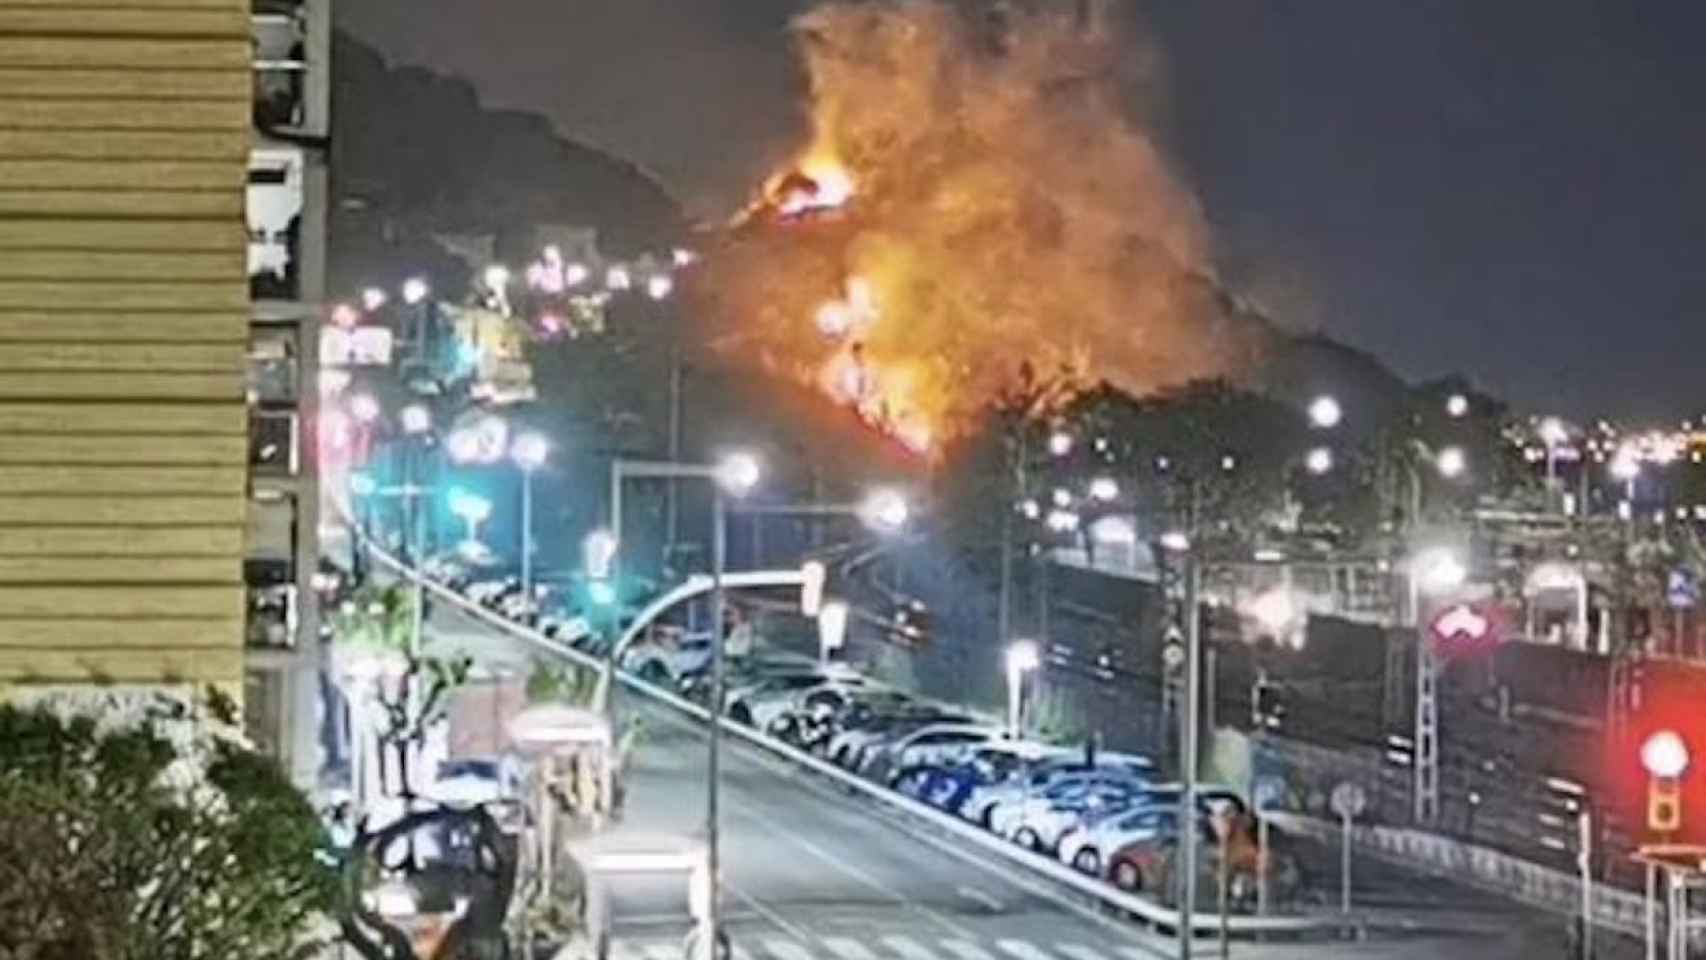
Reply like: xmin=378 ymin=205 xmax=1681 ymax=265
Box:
xmin=691 ymin=1 xmax=1274 ymax=454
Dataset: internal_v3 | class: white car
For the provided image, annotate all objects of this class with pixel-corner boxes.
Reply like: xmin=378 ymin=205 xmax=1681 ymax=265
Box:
xmin=725 ymin=670 xmax=866 ymax=725
xmin=989 ymin=773 xmax=1154 ymax=852
xmin=748 ymin=679 xmax=872 ymax=735
xmin=862 ymin=723 xmax=1005 ymax=781
xmin=961 ymin=752 xmax=1155 ymax=828
xmin=1055 ymin=787 xmax=1244 ymax=875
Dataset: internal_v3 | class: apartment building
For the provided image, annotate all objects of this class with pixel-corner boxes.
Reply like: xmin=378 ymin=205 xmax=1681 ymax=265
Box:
xmin=0 ymin=0 xmax=329 ymax=788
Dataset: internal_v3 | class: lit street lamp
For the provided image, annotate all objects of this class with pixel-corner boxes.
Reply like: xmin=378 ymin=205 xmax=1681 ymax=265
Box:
xmin=1641 ymin=730 xmax=1689 ymax=837
xmin=1048 ymin=430 xmax=1073 ymax=457
xmin=1309 ymin=395 xmax=1342 ymax=430
xmin=1446 ymin=393 xmax=1470 ymax=419
xmin=1305 ymin=446 xmax=1334 ymax=476
xmin=1088 ymin=476 xmax=1120 ymax=502
xmin=1436 ymin=445 xmax=1467 ymax=479
xmin=401 ymin=276 xmax=429 ymax=305
xmin=605 ymin=452 xmax=762 ymax=960
xmin=858 ymin=488 xmax=910 ymax=533
xmin=512 ymin=432 xmax=549 ymax=615
xmin=447 ymin=488 xmax=492 ymax=545
xmin=1005 ymin=640 xmax=1040 ymax=740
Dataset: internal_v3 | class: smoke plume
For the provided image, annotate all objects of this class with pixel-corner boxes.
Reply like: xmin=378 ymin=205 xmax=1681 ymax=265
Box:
xmin=690 ymin=0 xmax=1274 ymax=452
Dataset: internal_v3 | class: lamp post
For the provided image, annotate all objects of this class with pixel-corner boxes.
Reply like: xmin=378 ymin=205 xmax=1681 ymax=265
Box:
xmin=512 ymin=432 xmax=548 ymax=615
xmin=1005 ymin=640 xmax=1040 ymax=739
xmin=398 ymin=404 xmax=432 ymax=660
xmin=605 ymin=452 xmax=760 ymax=960
xmin=1409 ymin=546 xmax=1466 ymax=824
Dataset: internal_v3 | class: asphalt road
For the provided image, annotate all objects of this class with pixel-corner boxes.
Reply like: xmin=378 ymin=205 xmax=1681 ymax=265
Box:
xmin=422 ymin=602 xmax=1626 ymax=960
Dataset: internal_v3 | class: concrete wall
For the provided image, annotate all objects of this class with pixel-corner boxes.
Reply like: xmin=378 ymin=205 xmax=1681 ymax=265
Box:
xmin=0 ymin=1 xmax=252 ymax=688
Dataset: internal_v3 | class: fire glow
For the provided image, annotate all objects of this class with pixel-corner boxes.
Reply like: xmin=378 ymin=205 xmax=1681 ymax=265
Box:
xmin=693 ymin=1 xmax=1273 ymax=455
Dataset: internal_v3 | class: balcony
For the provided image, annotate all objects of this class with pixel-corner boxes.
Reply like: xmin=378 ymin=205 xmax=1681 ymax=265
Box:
xmin=248 ymin=149 xmax=304 ymax=301
xmin=245 ymin=554 xmax=297 ymax=650
xmin=250 ymin=409 xmax=300 ymax=478
xmin=248 ymin=329 xmax=298 ymax=408
xmin=250 ymin=2 xmax=323 ymax=136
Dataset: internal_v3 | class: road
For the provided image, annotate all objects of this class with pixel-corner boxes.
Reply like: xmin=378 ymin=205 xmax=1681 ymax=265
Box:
xmin=422 ymin=602 xmax=1625 ymax=960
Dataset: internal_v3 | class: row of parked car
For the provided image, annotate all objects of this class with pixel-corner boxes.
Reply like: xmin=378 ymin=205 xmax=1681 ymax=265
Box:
xmin=420 ymin=557 xmax=1300 ymax=905
xmin=625 ymin=640 xmax=1284 ymax=900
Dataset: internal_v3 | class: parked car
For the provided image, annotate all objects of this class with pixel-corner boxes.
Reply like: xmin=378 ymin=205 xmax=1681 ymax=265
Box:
xmin=890 ymin=742 xmax=1072 ymax=814
xmin=991 ymin=773 xmax=1157 ymax=852
xmin=960 ymin=751 xmax=1155 ymax=828
xmin=726 ymin=670 xmax=867 ymax=725
xmin=621 ymin=628 xmax=712 ymax=685
xmin=747 ymin=678 xmax=873 ymax=736
xmin=825 ymin=708 xmax=964 ymax=768
xmin=1056 ymin=787 xmax=1244 ymax=877
xmin=792 ymin=690 xmax=919 ymax=751
xmin=861 ymin=722 xmax=1005 ymax=783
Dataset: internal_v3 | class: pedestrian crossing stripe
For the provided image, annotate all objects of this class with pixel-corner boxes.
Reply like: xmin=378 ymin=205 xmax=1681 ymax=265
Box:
xmin=606 ymin=935 xmax=1150 ymax=960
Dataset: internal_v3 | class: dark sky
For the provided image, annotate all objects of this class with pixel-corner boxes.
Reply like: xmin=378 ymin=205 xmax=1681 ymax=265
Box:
xmin=340 ymin=0 xmax=1706 ymax=421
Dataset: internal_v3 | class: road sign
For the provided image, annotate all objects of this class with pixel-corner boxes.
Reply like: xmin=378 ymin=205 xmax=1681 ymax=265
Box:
xmin=1428 ymin=601 xmax=1499 ymax=655
xmin=1330 ymin=781 xmax=1368 ymax=820
xmin=1668 ymin=568 xmax=1699 ymax=609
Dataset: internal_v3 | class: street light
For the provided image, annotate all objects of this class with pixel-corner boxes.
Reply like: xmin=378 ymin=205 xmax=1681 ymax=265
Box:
xmin=350 ymin=393 xmax=380 ymax=425
xmin=399 ymin=404 xmax=431 ymax=436
xmin=1436 ymin=445 xmax=1467 ymax=479
xmin=361 ymin=287 xmax=387 ymax=311
xmin=1005 ymin=640 xmax=1040 ymax=739
xmin=858 ymin=488 xmax=910 ymax=533
xmin=715 ymin=452 xmax=761 ymax=496
xmin=483 ymin=264 xmax=510 ymax=294
xmin=447 ymin=488 xmax=492 ymax=544
xmin=647 ymin=274 xmax=674 ymax=301
xmin=1412 ymin=546 xmax=1467 ymax=596
xmin=512 ymin=432 xmax=549 ymax=615
xmin=1305 ymin=446 xmax=1334 ymax=476
xmin=1309 ymin=395 xmax=1342 ymax=429
xmin=1446 ymin=393 xmax=1470 ymax=419
xmin=1088 ymin=476 xmax=1120 ymax=502
xmin=1048 ymin=431 xmax=1073 ymax=457
xmin=1643 ymin=730 xmax=1690 ymax=780
xmin=401 ymin=277 xmax=429 ymax=305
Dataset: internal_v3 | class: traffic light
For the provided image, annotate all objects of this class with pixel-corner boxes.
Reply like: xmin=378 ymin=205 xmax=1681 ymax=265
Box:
xmin=1649 ymin=777 xmax=1683 ymax=833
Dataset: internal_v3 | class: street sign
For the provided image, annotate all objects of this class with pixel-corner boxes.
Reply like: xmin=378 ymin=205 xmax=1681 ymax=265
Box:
xmin=1428 ymin=602 xmax=1500 ymax=655
xmin=1668 ymin=568 xmax=1699 ymax=610
xmin=1330 ymin=781 xmax=1368 ymax=820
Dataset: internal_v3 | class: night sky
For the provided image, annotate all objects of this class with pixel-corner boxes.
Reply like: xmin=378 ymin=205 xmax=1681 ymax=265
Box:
xmin=339 ymin=0 xmax=1706 ymax=421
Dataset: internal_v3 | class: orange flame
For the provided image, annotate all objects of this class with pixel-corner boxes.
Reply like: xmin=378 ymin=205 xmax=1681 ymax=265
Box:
xmin=695 ymin=2 xmax=1273 ymax=456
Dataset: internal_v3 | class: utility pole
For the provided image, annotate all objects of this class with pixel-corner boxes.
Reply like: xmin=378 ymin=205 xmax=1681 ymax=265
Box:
xmin=665 ymin=347 xmax=682 ymax=564
xmin=1179 ymin=551 xmax=1202 ymax=959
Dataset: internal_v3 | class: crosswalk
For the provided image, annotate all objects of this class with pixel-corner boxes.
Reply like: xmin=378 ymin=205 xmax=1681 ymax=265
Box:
xmin=606 ymin=934 xmax=1161 ymax=960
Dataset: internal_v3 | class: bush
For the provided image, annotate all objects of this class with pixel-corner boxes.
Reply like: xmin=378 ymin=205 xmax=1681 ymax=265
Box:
xmin=0 ymin=690 xmax=338 ymax=960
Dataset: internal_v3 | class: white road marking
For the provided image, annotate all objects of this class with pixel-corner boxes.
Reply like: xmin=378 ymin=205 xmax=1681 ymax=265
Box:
xmin=1054 ymin=944 xmax=1114 ymax=960
xmin=821 ymin=935 xmax=883 ymax=960
xmin=938 ymin=939 xmax=999 ymax=960
xmin=879 ymin=934 xmax=942 ymax=960
xmin=995 ymin=939 xmax=1056 ymax=960
xmin=760 ymin=935 xmax=818 ymax=960
xmin=956 ymin=884 xmax=1006 ymax=912
xmin=729 ymin=880 xmax=814 ymax=943
xmin=642 ymin=943 xmax=682 ymax=960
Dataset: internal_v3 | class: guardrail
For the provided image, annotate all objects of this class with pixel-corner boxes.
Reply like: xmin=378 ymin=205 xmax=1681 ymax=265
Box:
xmin=357 ymin=534 xmax=1366 ymax=939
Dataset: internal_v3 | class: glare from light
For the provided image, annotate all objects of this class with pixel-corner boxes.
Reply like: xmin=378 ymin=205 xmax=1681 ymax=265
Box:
xmin=1305 ymin=446 xmax=1334 ymax=475
xmin=447 ymin=488 xmax=492 ymax=523
xmin=1045 ymin=509 xmax=1080 ymax=533
xmin=1088 ymin=476 xmax=1119 ymax=502
xmin=646 ymin=274 xmax=674 ymax=300
xmin=331 ymin=303 xmax=360 ymax=327
xmin=1612 ymin=452 xmax=1641 ymax=481
xmin=483 ymin=264 xmax=510 ymax=293
xmin=606 ymin=266 xmax=632 ymax=291
xmin=716 ymin=452 xmax=761 ymax=496
xmin=1539 ymin=416 xmax=1568 ymax=447
xmin=1308 ymin=395 xmax=1342 ymax=429
xmin=399 ymin=404 xmax=431 ymax=435
xmin=349 ymin=472 xmax=376 ymax=497
xmin=564 ymin=262 xmax=589 ymax=286
xmin=1413 ymin=547 xmax=1467 ymax=593
xmin=859 ymin=488 xmax=909 ymax=533
xmin=1089 ymin=515 xmax=1136 ymax=546
xmin=511 ymin=432 xmax=548 ymax=471
xmin=1018 ymin=498 xmax=1041 ymax=521
xmin=815 ymin=301 xmax=852 ymax=337
xmin=446 ymin=429 xmax=482 ymax=464
xmin=1006 ymin=640 xmax=1041 ymax=674
xmin=349 ymin=393 xmax=380 ymax=424
xmin=583 ymin=529 xmax=618 ymax=579
xmin=588 ymin=580 xmax=617 ymax=607
xmin=361 ymin=287 xmax=387 ymax=311
xmin=1048 ymin=431 xmax=1073 ymax=457
xmin=1159 ymin=531 xmax=1191 ymax=552
xmin=402 ymin=277 xmax=429 ymax=305
xmin=1643 ymin=730 xmax=1690 ymax=779
xmin=1245 ymin=587 xmax=1298 ymax=637
xmin=1446 ymin=393 xmax=1470 ymax=419
xmin=672 ymin=248 xmax=697 ymax=267
xmin=1221 ymin=454 xmax=1238 ymax=472
xmin=1436 ymin=446 xmax=1467 ymax=478
xmin=1051 ymin=487 xmax=1072 ymax=508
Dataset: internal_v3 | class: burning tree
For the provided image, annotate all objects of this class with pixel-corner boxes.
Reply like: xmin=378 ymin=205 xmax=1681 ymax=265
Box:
xmin=691 ymin=0 xmax=1275 ymax=455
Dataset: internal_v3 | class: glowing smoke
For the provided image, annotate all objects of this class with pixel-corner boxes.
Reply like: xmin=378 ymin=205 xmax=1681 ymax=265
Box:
xmin=690 ymin=0 xmax=1274 ymax=452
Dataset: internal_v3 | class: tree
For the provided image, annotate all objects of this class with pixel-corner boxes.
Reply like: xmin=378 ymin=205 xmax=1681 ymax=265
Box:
xmin=0 ymin=691 xmax=337 ymax=960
